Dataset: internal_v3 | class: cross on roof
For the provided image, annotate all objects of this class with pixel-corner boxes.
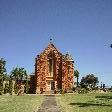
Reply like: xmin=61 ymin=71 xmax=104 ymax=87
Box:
xmin=50 ymin=36 xmax=54 ymax=44
xmin=110 ymin=44 xmax=112 ymax=48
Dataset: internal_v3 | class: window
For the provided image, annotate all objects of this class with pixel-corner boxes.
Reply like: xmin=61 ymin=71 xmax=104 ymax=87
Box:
xmin=49 ymin=58 xmax=53 ymax=76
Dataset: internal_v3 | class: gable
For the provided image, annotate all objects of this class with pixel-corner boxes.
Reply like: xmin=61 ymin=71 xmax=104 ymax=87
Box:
xmin=38 ymin=43 xmax=62 ymax=58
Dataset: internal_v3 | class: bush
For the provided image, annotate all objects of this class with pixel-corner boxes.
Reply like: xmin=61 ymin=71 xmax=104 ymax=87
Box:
xmin=57 ymin=89 xmax=63 ymax=94
xmin=72 ymin=87 xmax=75 ymax=91
xmin=78 ymin=88 xmax=89 ymax=94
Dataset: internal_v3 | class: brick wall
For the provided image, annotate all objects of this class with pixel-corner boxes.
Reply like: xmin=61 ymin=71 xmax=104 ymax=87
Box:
xmin=34 ymin=43 xmax=74 ymax=93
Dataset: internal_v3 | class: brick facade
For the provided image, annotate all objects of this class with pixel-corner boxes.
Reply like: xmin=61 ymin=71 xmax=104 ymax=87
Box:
xmin=33 ymin=43 xmax=74 ymax=94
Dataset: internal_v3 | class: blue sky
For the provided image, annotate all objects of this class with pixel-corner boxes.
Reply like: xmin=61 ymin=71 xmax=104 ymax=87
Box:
xmin=0 ymin=0 xmax=112 ymax=86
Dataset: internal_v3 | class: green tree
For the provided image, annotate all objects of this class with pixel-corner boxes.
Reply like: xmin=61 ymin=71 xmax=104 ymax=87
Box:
xmin=4 ymin=82 xmax=9 ymax=94
xmin=80 ymin=74 xmax=99 ymax=89
xmin=0 ymin=58 xmax=6 ymax=95
xmin=11 ymin=68 xmax=19 ymax=82
xmin=11 ymin=67 xmax=27 ymax=83
xmin=11 ymin=67 xmax=27 ymax=94
xmin=25 ymin=80 xmax=29 ymax=94
xmin=9 ymin=78 xmax=13 ymax=95
xmin=18 ymin=68 xmax=27 ymax=81
xmin=14 ymin=82 xmax=19 ymax=94
xmin=74 ymin=70 xmax=79 ymax=87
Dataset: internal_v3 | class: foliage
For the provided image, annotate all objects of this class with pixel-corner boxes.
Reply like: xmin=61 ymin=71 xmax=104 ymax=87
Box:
xmin=3 ymin=74 xmax=10 ymax=81
xmin=9 ymin=79 xmax=13 ymax=95
xmin=14 ymin=83 xmax=19 ymax=94
xmin=11 ymin=67 xmax=27 ymax=94
xmin=4 ymin=82 xmax=9 ymax=94
xmin=11 ymin=67 xmax=27 ymax=82
xmin=80 ymin=74 xmax=99 ymax=89
xmin=74 ymin=70 xmax=79 ymax=86
xmin=72 ymin=87 xmax=76 ymax=91
xmin=25 ymin=80 xmax=29 ymax=94
xmin=0 ymin=79 xmax=3 ymax=95
xmin=0 ymin=58 xmax=6 ymax=95
xmin=78 ymin=88 xmax=88 ymax=94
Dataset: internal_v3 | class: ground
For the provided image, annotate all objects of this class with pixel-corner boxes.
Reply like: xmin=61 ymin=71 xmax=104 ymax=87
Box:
xmin=1 ymin=93 xmax=112 ymax=112
xmin=37 ymin=95 xmax=60 ymax=112
xmin=0 ymin=95 xmax=44 ymax=112
xmin=56 ymin=93 xmax=112 ymax=112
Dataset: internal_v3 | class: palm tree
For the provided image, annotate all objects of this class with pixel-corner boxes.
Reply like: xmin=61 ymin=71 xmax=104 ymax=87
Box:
xmin=74 ymin=70 xmax=79 ymax=87
xmin=11 ymin=67 xmax=28 ymax=94
xmin=11 ymin=67 xmax=19 ymax=82
xmin=19 ymin=68 xmax=27 ymax=81
xmin=11 ymin=67 xmax=27 ymax=83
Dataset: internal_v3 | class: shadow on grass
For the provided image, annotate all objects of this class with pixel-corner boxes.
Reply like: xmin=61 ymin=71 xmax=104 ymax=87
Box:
xmin=96 ymin=95 xmax=112 ymax=99
xmin=69 ymin=102 xmax=112 ymax=107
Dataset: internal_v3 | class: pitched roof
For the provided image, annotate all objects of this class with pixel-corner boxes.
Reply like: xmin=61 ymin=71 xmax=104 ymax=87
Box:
xmin=38 ymin=43 xmax=62 ymax=57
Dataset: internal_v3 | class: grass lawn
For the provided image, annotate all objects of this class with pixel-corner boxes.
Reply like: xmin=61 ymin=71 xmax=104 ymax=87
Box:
xmin=0 ymin=95 xmax=44 ymax=112
xmin=56 ymin=93 xmax=112 ymax=112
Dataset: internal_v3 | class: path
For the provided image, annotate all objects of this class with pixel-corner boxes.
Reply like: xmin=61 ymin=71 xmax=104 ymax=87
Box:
xmin=37 ymin=95 xmax=60 ymax=112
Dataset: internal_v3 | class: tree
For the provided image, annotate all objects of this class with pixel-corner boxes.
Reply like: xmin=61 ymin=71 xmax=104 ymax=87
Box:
xmin=11 ymin=68 xmax=19 ymax=82
xmin=74 ymin=70 xmax=79 ymax=87
xmin=14 ymin=82 xmax=19 ymax=94
xmin=4 ymin=82 xmax=9 ymax=94
xmin=18 ymin=68 xmax=27 ymax=81
xmin=11 ymin=67 xmax=27 ymax=83
xmin=80 ymin=74 xmax=99 ymax=89
xmin=0 ymin=58 xmax=6 ymax=95
xmin=9 ymin=78 xmax=13 ymax=95
xmin=25 ymin=80 xmax=29 ymax=94
xmin=10 ymin=67 xmax=27 ymax=94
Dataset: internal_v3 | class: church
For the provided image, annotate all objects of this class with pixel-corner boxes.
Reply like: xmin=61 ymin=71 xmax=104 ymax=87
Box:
xmin=30 ymin=42 xmax=74 ymax=94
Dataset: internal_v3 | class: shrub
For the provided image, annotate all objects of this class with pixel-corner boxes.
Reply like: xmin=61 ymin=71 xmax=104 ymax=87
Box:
xmin=78 ymin=88 xmax=89 ymax=94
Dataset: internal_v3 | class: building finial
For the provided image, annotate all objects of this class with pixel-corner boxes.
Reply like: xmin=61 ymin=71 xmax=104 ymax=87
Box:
xmin=50 ymin=38 xmax=52 ymax=43
xmin=50 ymin=36 xmax=54 ymax=44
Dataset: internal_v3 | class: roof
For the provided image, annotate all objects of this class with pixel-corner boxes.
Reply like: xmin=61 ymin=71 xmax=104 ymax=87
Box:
xmin=37 ymin=43 xmax=62 ymax=57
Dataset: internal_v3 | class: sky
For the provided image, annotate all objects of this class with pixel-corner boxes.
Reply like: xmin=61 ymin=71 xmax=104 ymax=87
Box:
xmin=0 ymin=0 xmax=112 ymax=86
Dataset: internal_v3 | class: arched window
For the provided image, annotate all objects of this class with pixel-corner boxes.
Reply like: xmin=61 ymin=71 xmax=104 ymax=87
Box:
xmin=49 ymin=57 xmax=53 ymax=76
xmin=48 ymin=52 xmax=54 ymax=76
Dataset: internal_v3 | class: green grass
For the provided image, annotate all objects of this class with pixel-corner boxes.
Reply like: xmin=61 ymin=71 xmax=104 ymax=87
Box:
xmin=0 ymin=95 xmax=44 ymax=112
xmin=56 ymin=93 xmax=112 ymax=112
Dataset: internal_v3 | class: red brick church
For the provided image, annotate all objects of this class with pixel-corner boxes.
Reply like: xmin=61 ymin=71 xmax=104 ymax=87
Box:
xmin=30 ymin=42 xmax=74 ymax=94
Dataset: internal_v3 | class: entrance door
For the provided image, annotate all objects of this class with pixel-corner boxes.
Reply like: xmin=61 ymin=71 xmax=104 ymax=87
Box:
xmin=51 ymin=82 xmax=55 ymax=90
xmin=46 ymin=81 xmax=55 ymax=91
